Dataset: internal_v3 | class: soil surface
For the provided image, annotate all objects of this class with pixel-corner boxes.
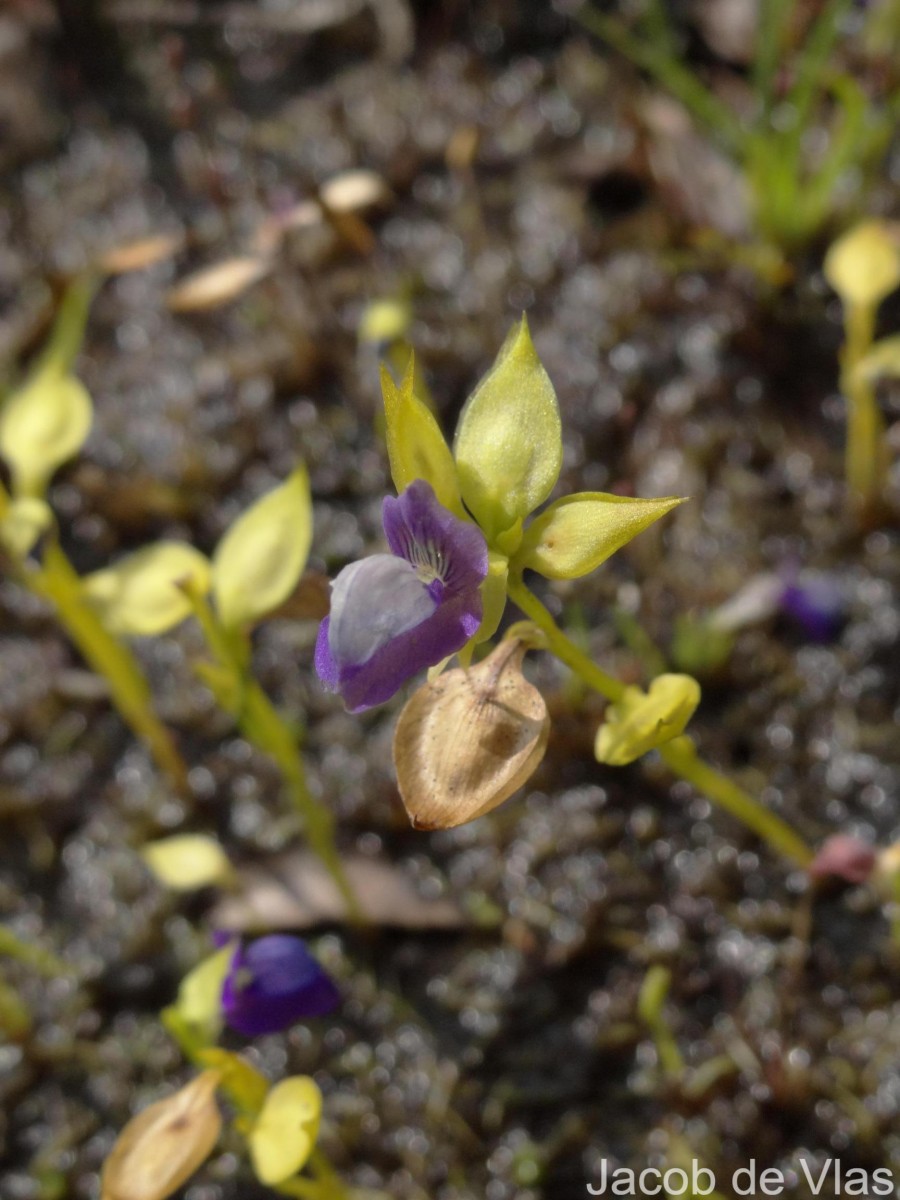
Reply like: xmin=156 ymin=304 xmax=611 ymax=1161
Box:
xmin=2 ymin=3 xmax=900 ymax=1199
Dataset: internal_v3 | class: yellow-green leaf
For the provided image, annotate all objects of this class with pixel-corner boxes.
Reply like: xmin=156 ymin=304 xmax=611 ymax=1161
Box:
xmin=453 ymin=317 xmax=562 ymax=543
xmin=514 ymin=492 xmax=685 ymax=580
xmin=382 ymin=358 xmax=462 ymax=514
xmin=0 ymin=497 xmax=53 ymax=559
xmin=167 ymin=946 xmax=233 ymax=1046
xmin=100 ymin=1070 xmax=222 ymax=1200
xmin=0 ymin=369 xmax=92 ymax=498
xmin=248 ymin=1076 xmax=322 ymax=1186
xmin=212 ymin=466 xmax=313 ymax=629
xmin=595 ymin=674 xmax=701 ymax=767
xmin=82 ymin=542 xmax=210 ymax=636
xmin=824 ymin=219 xmax=900 ymax=310
xmin=141 ymin=834 xmax=232 ymax=890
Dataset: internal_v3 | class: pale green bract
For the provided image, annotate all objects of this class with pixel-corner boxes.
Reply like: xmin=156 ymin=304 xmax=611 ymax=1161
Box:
xmin=83 ymin=542 xmax=211 ymax=635
xmin=211 ymin=465 xmax=313 ymax=630
xmin=514 ymin=492 xmax=686 ymax=580
xmin=453 ymin=316 xmax=562 ymax=547
xmin=0 ymin=369 xmax=93 ymax=499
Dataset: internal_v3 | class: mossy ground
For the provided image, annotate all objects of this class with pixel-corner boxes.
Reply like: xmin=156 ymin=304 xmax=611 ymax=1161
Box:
xmin=1 ymin=3 xmax=899 ymax=1198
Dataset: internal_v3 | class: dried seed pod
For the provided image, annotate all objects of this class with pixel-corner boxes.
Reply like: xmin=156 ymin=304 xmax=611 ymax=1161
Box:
xmin=393 ymin=637 xmax=549 ymax=830
xmin=100 ymin=1070 xmax=222 ymax=1200
xmin=166 ymin=257 xmax=271 ymax=312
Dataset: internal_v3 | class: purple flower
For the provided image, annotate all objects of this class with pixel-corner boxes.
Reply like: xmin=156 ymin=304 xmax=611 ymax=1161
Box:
xmin=221 ymin=935 xmax=340 ymax=1036
xmin=315 ymin=480 xmax=488 ymax=712
xmin=779 ymin=571 xmax=846 ymax=642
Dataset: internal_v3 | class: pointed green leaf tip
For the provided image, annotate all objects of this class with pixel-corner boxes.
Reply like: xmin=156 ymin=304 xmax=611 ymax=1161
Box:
xmin=212 ymin=465 xmax=313 ymax=629
xmin=382 ymin=356 xmax=462 ymax=515
xmin=513 ymin=492 xmax=686 ymax=580
xmin=595 ymin=674 xmax=701 ymax=766
xmin=453 ymin=316 xmax=562 ymax=546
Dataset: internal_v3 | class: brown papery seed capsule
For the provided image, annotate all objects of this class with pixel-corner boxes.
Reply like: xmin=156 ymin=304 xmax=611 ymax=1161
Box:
xmin=100 ymin=1069 xmax=222 ymax=1200
xmin=393 ymin=637 xmax=549 ymax=830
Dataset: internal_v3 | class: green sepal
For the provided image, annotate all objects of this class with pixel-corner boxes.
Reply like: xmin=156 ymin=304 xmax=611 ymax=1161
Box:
xmin=382 ymin=356 xmax=462 ymax=515
xmin=513 ymin=491 xmax=685 ymax=580
xmin=475 ymin=551 xmax=509 ymax=644
xmin=453 ymin=316 xmax=562 ymax=542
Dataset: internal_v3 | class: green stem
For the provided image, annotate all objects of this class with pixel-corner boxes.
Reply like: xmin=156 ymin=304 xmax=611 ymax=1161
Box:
xmin=508 ymin=577 xmax=813 ymax=867
xmin=188 ymin=591 xmax=363 ymax=924
xmin=658 ymin=738 xmax=812 ymax=866
xmin=574 ymin=4 xmax=746 ymax=155
xmin=842 ymin=301 xmax=885 ymax=516
xmin=0 ymin=924 xmax=72 ymax=977
xmin=27 ymin=540 xmax=189 ymax=795
xmin=308 ymin=1149 xmax=353 ymax=1200
xmin=239 ymin=681 xmax=364 ymax=924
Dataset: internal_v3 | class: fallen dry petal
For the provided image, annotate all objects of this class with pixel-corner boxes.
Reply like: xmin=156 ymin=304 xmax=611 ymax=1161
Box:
xmin=393 ymin=638 xmax=550 ymax=830
xmin=166 ymin=257 xmax=271 ymax=312
xmin=319 ymin=168 xmax=391 ymax=213
xmin=210 ymin=850 xmax=465 ymax=930
xmin=100 ymin=1069 xmax=222 ymax=1200
xmin=97 ymin=232 xmax=184 ymax=274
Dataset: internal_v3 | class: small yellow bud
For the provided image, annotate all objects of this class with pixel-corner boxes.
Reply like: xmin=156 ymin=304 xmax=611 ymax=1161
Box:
xmin=824 ymin=219 xmax=900 ymax=310
xmin=595 ymin=674 xmax=701 ymax=766
xmin=248 ymin=1076 xmax=322 ymax=1185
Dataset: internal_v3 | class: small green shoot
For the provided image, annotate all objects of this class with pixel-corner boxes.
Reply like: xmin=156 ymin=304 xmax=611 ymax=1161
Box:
xmin=577 ymin=0 xmax=897 ymax=252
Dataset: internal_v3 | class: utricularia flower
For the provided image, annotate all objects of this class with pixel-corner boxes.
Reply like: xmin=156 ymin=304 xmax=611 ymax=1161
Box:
xmin=221 ymin=935 xmax=340 ymax=1036
xmin=315 ymin=480 xmax=488 ymax=712
xmin=317 ymin=318 xmax=685 ymax=715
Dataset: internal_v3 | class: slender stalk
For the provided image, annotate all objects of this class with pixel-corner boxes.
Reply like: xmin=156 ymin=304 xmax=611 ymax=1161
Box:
xmin=0 ymin=924 xmax=72 ymax=977
xmin=508 ymin=577 xmax=813 ymax=867
xmin=239 ymin=680 xmax=363 ymax=924
xmin=574 ymin=4 xmax=746 ymax=155
xmin=842 ymin=301 xmax=886 ymax=516
xmin=187 ymin=591 xmax=363 ymax=923
xmin=658 ymin=739 xmax=812 ymax=866
xmin=27 ymin=540 xmax=190 ymax=795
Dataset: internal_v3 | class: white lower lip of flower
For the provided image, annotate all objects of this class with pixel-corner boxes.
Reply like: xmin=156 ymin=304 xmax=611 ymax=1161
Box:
xmin=328 ymin=554 xmax=437 ymax=667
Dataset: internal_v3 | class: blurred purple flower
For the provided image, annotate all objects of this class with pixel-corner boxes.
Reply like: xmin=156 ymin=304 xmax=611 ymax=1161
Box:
xmin=316 ymin=480 xmax=488 ymax=712
xmin=221 ymin=935 xmax=339 ymax=1036
xmin=808 ymin=834 xmax=877 ymax=885
xmin=779 ymin=571 xmax=847 ymax=642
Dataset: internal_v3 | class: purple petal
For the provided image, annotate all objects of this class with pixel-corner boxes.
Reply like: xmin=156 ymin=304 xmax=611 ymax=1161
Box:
xmin=328 ymin=554 xmax=437 ymax=670
xmin=383 ymin=480 xmax=488 ymax=595
xmin=314 ymin=616 xmax=339 ymax=690
xmin=779 ymin=574 xmax=846 ymax=642
xmin=337 ymin=592 xmax=482 ymax=712
xmin=221 ymin=935 xmax=340 ymax=1037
